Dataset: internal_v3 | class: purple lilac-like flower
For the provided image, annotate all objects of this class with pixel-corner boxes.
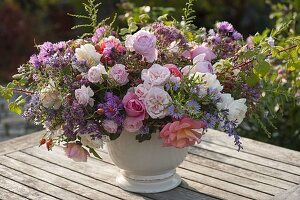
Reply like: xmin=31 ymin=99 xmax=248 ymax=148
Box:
xmin=241 ymin=84 xmax=261 ymax=103
xmin=165 ymin=77 xmax=180 ymax=91
xmin=186 ymin=100 xmax=201 ymax=113
xmin=62 ymin=100 xmax=87 ymax=140
xmin=168 ymin=105 xmax=185 ymax=119
xmin=203 ymin=112 xmax=220 ymax=129
xmin=23 ymin=94 xmax=42 ymax=121
xmin=220 ymin=110 xmax=243 ymax=151
xmin=152 ymin=22 xmax=187 ymax=46
xmin=216 ymin=21 xmax=234 ymax=33
xmin=139 ymin=125 xmax=150 ymax=135
xmin=92 ymin=26 xmax=106 ymax=43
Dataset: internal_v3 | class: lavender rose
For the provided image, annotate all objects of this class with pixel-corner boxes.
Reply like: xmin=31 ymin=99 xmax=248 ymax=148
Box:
xmin=102 ymin=120 xmax=118 ymax=134
xmin=125 ymin=30 xmax=158 ymax=63
xmin=109 ymin=64 xmax=129 ymax=85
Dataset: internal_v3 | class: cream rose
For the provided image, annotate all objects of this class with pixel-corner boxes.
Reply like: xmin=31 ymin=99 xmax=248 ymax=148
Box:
xmin=143 ymin=87 xmax=172 ymax=119
xmin=80 ymin=134 xmax=104 ymax=149
xmin=40 ymin=81 xmax=62 ymax=110
xmin=190 ymin=72 xmax=223 ymax=93
xmin=75 ymin=44 xmax=101 ymax=66
xmin=141 ymin=64 xmax=170 ymax=86
xmin=87 ymin=64 xmax=107 ymax=83
xmin=75 ymin=85 xmax=94 ymax=106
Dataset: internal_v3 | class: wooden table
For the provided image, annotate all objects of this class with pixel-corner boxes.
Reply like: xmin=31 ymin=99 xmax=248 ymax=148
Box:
xmin=0 ymin=130 xmax=299 ymax=200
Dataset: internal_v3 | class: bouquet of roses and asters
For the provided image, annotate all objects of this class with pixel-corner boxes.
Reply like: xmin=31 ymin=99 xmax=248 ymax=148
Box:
xmin=1 ymin=0 xmax=298 ymax=162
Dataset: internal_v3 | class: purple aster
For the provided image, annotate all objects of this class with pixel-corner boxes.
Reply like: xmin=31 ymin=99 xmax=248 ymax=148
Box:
xmin=186 ymin=100 xmax=201 ymax=113
xmin=232 ymin=31 xmax=243 ymax=40
xmin=168 ymin=105 xmax=185 ymax=119
xmin=29 ymin=54 xmax=41 ymax=67
xmin=216 ymin=21 xmax=234 ymax=33
xmin=191 ymin=85 xmax=207 ymax=96
xmin=98 ymin=92 xmax=124 ymax=125
xmin=53 ymin=41 xmax=66 ymax=51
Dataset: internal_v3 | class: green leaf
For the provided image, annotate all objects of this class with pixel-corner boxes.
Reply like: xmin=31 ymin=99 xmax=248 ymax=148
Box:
xmin=139 ymin=14 xmax=150 ymax=23
xmin=88 ymin=147 xmax=102 ymax=160
xmin=109 ymin=133 xmax=121 ymax=140
xmin=8 ymin=102 xmax=22 ymax=115
xmin=246 ymin=72 xmax=260 ymax=86
xmin=254 ymin=60 xmax=271 ymax=77
xmin=0 ymin=85 xmax=13 ymax=101
xmin=119 ymin=28 xmax=128 ymax=36
xmin=128 ymin=23 xmax=138 ymax=33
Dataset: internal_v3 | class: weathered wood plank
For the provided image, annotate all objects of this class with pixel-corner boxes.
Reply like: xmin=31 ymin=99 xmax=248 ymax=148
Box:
xmin=0 ymin=131 xmax=44 ymax=155
xmin=196 ymin=142 xmax=300 ymax=176
xmin=22 ymin=146 xmax=217 ymax=200
xmin=0 ymin=163 xmax=88 ymax=200
xmin=180 ymin=159 xmax=284 ymax=195
xmin=185 ymin=154 xmax=295 ymax=189
xmin=142 ymin=187 xmax=217 ymax=200
xmin=7 ymin=151 xmax=150 ymax=200
xmin=0 ymin=187 xmax=27 ymax=200
xmin=202 ymin=129 xmax=300 ymax=167
xmin=98 ymin=148 xmax=273 ymax=199
xmin=0 ymin=174 xmax=57 ymax=200
xmin=272 ymin=185 xmax=300 ymax=200
xmin=180 ymin=179 xmax=252 ymax=200
xmin=0 ymin=155 xmax=119 ymax=200
xmin=189 ymin=147 xmax=300 ymax=183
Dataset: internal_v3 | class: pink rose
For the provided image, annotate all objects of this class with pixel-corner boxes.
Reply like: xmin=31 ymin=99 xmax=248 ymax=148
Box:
xmin=63 ymin=143 xmax=90 ymax=162
xmin=122 ymin=92 xmax=146 ymax=122
xmin=182 ymin=45 xmax=216 ymax=62
xmin=102 ymin=120 xmax=118 ymax=133
xmin=159 ymin=117 xmax=207 ymax=148
xmin=125 ymin=30 xmax=157 ymax=63
xmin=109 ymin=64 xmax=129 ymax=85
xmin=164 ymin=64 xmax=183 ymax=79
xmin=123 ymin=117 xmax=143 ymax=133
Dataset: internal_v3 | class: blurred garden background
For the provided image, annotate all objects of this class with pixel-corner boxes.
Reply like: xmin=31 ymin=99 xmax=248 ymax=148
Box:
xmin=0 ymin=0 xmax=299 ymax=150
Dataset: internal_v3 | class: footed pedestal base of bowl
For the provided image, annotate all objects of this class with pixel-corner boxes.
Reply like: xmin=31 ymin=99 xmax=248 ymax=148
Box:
xmin=116 ymin=169 xmax=181 ymax=193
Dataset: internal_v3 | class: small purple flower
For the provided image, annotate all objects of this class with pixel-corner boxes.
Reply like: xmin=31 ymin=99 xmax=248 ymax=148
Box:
xmin=232 ymin=31 xmax=243 ymax=40
xmin=186 ymin=100 xmax=201 ymax=112
xmin=29 ymin=54 xmax=41 ymax=67
xmin=216 ymin=21 xmax=234 ymax=33
xmin=168 ymin=105 xmax=185 ymax=119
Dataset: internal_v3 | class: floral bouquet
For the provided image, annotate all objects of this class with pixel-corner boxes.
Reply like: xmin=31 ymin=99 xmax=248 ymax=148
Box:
xmin=1 ymin=0 xmax=298 ymax=162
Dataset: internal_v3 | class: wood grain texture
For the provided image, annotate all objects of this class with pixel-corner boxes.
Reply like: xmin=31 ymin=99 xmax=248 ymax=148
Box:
xmin=272 ymin=185 xmax=300 ymax=200
xmin=1 ymin=130 xmax=300 ymax=200
xmin=0 ymin=187 xmax=27 ymax=200
xmin=189 ymin=147 xmax=300 ymax=183
xmin=0 ymin=130 xmax=44 ymax=155
xmin=202 ymin=129 xmax=300 ymax=167
xmin=0 ymin=162 xmax=88 ymax=200
xmin=0 ymin=155 xmax=119 ymax=200
xmin=0 ymin=173 xmax=57 ymax=200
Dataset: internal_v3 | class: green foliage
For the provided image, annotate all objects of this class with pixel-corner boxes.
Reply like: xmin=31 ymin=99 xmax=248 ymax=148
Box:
xmin=88 ymin=147 xmax=102 ymax=160
xmin=68 ymin=0 xmax=111 ymax=38
xmin=182 ymin=0 xmax=196 ymax=30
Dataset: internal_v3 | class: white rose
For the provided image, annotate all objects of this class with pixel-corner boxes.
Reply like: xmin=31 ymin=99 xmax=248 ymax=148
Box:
xmin=40 ymin=81 xmax=62 ymax=110
xmin=75 ymin=85 xmax=94 ymax=106
xmin=141 ymin=64 xmax=170 ymax=86
xmin=190 ymin=72 xmax=223 ymax=93
xmin=80 ymin=134 xmax=103 ymax=149
xmin=144 ymin=87 xmax=171 ymax=119
xmin=75 ymin=44 xmax=101 ymax=66
xmin=87 ymin=64 xmax=107 ymax=83
xmin=134 ymin=83 xmax=151 ymax=100
xmin=217 ymin=93 xmax=247 ymax=125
